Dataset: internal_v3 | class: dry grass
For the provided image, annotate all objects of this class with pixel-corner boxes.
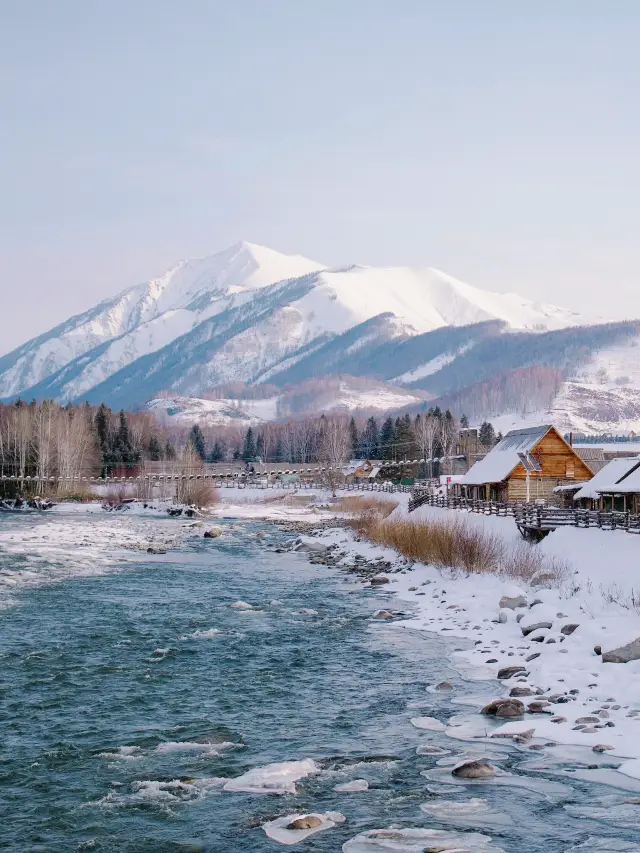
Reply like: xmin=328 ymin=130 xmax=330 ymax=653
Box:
xmin=600 ymin=583 xmax=640 ymax=613
xmin=335 ymin=495 xmax=399 ymax=518
xmin=352 ymin=511 xmax=569 ymax=586
xmin=176 ymin=479 xmax=219 ymax=509
xmin=52 ymin=487 xmax=99 ymax=503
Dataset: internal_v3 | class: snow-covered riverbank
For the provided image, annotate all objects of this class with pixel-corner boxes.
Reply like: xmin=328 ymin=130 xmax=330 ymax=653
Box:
xmin=214 ymin=488 xmax=640 ymax=783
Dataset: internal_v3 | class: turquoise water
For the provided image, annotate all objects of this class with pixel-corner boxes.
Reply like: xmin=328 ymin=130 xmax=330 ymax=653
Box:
xmin=1 ymin=514 xmax=639 ymax=852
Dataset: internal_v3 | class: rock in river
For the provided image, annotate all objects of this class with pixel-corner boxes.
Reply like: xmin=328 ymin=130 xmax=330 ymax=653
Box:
xmin=287 ymin=815 xmax=323 ymax=830
xmin=452 ymin=759 xmax=496 ymax=779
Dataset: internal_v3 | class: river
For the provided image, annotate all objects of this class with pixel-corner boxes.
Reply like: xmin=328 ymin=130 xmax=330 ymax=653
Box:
xmin=1 ymin=513 xmax=639 ymax=852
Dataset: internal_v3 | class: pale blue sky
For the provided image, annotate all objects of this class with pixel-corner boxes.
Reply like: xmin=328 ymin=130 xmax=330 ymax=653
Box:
xmin=1 ymin=1 xmax=639 ymax=349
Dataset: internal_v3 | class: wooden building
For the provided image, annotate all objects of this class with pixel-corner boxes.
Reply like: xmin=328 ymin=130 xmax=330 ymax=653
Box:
xmin=457 ymin=425 xmax=593 ymax=503
xmin=572 ymin=455 xmax=640 ymax=512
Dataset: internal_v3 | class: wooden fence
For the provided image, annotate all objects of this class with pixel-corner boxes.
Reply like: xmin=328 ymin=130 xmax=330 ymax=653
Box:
xmin=407 ymin=491 xmax=640 ymax=535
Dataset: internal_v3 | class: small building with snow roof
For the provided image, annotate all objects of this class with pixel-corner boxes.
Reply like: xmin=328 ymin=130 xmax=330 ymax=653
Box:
xmin=457 ymin=424 xmax=593 ymax=503
xmin=573 ymin=455 xmax=640 ymax=512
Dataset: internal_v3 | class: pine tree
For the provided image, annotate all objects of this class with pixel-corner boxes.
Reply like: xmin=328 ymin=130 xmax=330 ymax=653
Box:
xmin=165 ymin=441 xmax=176 ymax=460
xmin=460 ymin=413 xmax=469 ymax=429
xmin=380 ymin=417 xmax=395 ymax=460
xmin=479 ymin=421 xmax=496 ymax=447
xmin=242 ymin=427 xmax=257 ymax=461
xmin=349 ymin=417 xmax=359 ymax=459
xmin=394 ymin=413 xmax=416 ymax=460
xmin=188 ymin=424 xmax=207 ymax=460
xmin=209 ymin=440 xmax=225 ymax=462
xmin=275 ymin=437 xmax=285 ymax=462
xmin=361 ymin=416 xmax=379 ymax=459
xmin=147 ymin=435 xmax=161 ymax=461
xmin=114 ymin=410 xmax=139 ymax=468
xmin=94 ymin=403 xmax=110 ymax=453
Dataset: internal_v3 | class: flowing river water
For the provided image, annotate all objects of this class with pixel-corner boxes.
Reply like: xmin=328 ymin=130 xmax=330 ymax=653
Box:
xmin=1 ymin=513 xmax=639 ymax=852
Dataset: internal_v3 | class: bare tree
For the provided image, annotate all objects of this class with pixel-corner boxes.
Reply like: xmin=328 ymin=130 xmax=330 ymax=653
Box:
xmin=415 ymin=411 xmax=439 ymax=478
xmin=319 ymin=416 xmax=350 ymax=497
xmin=439 ymin=410 xmax=458 ymax=475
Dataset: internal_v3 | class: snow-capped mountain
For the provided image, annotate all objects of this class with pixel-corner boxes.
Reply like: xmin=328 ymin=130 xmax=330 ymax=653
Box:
xmin=0 ymin=242 xmax=324 ymax=400
xmin=0 ymin=240 xmax=597 ymax=410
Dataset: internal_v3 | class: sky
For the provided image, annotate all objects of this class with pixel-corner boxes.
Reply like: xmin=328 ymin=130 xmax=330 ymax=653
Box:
xmin=1 ymin=0 xmax=639 ymax=351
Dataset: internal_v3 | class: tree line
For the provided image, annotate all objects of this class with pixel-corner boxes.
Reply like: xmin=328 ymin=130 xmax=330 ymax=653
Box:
xmin=0 ymin=400 xmax=173 ymax=482
xmin=182 ymin=409 xmax=500 ymax=474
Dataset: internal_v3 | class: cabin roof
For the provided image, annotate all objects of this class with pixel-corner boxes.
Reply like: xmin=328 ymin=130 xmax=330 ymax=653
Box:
xmin=459 ymin=425 xmax=553 ymax=486
xmin=574 ymin=446 xmax=606 ymax=462
xmin=573 ymin=456 xmax=640 ymax=500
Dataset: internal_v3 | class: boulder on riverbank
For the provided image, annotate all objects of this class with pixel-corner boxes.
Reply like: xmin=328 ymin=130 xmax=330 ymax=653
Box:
xmin=602 ymin=637 xmax=640 ymax=663
xmin=481 ymin=699 xmax=525 ymax=718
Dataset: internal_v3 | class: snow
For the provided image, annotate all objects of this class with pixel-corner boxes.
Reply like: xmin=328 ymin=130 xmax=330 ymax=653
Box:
xmin=394 ymin=343 xmax=475 ymax=384
xmin=262 ymin=812 xmax=345 ymax=845
xmin=147 ymin=381 xmax=422 ymax=426
xmin=222 ymin=758 xmax=319 ymax=794
xmin=573 ymin=456 xmax=640 ymax=500
xmin=459 ymin=425 xmax=551 ymax=485
xmin=0 ymin=242 xmax=323 ymax=400
xmin=0 ymin=241 xmax=593 ymax=403
xmin=342 ymin=828 xmax=504 ymax=852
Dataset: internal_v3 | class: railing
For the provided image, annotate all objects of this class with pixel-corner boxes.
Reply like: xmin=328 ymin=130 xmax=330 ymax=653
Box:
xmin=407 ymin=491 xmax=640 ymax=534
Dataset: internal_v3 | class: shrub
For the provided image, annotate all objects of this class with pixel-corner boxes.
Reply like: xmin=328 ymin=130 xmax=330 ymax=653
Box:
xmin=176 ymin=478 xmax=219 ymax=509
xmin=353 ymin=513 xmax=569 ymax=586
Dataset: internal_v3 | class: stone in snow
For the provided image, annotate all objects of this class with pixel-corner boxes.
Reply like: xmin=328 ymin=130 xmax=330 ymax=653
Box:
xmin=452 ymin=759 xmax=496 ymax=779
xmin=370 ymin=575 xmax=390 ymax=585
xmin=561 ymin=623 xmax=579 ymax=636
xmin=602 ymin=637 xmax=640 ymax=663
xmin=497 ymin=665 xmax=527 ymax=679
xmin=481 ymin=699 xmax=525 ymax=718
xmin=521 ymin=621 xmax=553 ymax=637
xmin=499 ymin=594 xmax=527 ymax=610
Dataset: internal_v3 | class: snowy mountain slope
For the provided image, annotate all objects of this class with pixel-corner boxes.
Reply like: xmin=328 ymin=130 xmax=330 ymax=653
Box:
xmin=0 ymin=240 xmax=606 ymax=410
xmin=0 ymin=242 xmax=324 ymax=399
xmin=147 ymin=378 xmax=426 ymax=427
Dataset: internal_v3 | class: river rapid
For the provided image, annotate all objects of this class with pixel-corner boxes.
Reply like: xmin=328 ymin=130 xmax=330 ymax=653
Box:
xmin=1 ymin=513 xmax=639 ymax=852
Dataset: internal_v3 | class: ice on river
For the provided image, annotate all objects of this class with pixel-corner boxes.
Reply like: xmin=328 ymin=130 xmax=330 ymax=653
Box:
xmin=334 ymin=778 xmax=369 ymax=792
xmin=183 ymin=627 xmax=224 ymax=639
xmin=223 ymin=758 xmax=319 ymax=794
xmin=342 ymin=827 xmax=504 ymax=852
xmin=420 ymin=797 xmax=513 ymax=828
xmin=409 ymin=715 xmax=446 ymax=731
xmin=263 ymin=811 xmax=345 ymax=845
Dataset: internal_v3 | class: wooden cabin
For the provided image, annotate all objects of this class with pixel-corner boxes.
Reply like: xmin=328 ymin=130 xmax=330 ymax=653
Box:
xmin=572 ymin=456 xmax=640 ymax=512
xmin=457 ymin=425 xmax=594 ymax=503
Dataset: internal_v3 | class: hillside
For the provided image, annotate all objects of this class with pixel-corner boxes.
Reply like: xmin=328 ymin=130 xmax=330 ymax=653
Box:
xmin=147 ymin=377 xmax=427 ymax=427
xmin=0 ymin=241 xmax=593 ymax=409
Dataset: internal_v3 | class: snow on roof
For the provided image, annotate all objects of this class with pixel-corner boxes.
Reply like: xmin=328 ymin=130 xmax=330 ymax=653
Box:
xmin=602 ymin=459 xmax=640 ymax=494
xmin=459 ymin=425 xmax=552 ymax=486
xmin=573 ymin=456 xmax=640 ymax=500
